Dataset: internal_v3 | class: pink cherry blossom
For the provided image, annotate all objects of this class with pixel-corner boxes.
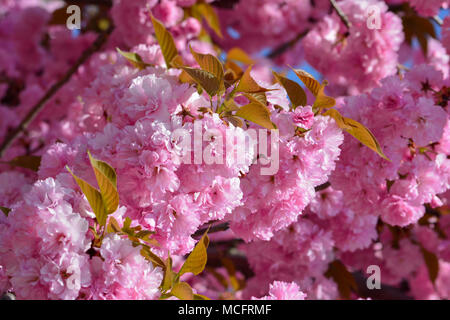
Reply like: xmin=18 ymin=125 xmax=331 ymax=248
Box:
xmin=252 ymin=281 xmax=306 ymax=300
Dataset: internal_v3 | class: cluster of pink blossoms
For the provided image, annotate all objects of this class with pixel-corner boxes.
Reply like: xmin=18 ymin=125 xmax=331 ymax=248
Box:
xmin=0 ymin=0 xmax=449 ymax=301
xmin=230 ymin=109 xmax=343 ymax=241
xmin=0 ymin=177 xmax=163 ymax=299
xmin=0 ymin=0 xmax=215 ymax=165
xmin=326 ymin=65 xmax=450 ymax=298
xmin=252 ymin=281 xmax=307 ymax=300
xmin=233 ymin=66 xmax=450 ymax=300
xmin=330 ymin=65 xmax=449 ymax=234
xmin=241 ymin=217 xmax=339 ymax=299
xmin=0 ymin=2 xmax=97 ymax=161
xmin=217 ymin=0 xmax=331 ymax=55
xmin=110 ymin=0 xmax=216 ymax=63
xmin=303 ymin=0 xmax=404 ymax=93
xmin=0 ymin=39 xmax=344 ymax=298
xmin=404 ymin=0 xmax=448 ymax=17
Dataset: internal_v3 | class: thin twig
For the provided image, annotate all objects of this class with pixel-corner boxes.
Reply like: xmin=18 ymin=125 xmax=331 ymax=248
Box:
xmin=195 ymin=183 xmax=333 ymax=237
xmin=209 ymin=239 xmax=244 ymax=247
xmin=267 ymin=30 xmax=308 ymax=59
xmin=329 ymin=0 xmax=352 ymax=34
xmin=432 ymin=15 xmax=443 ymax=26
xmin=67 ymin=0 xmax=113 ymax=6
xmin=0 ymin=28 xmax=113 ymax=158
xmin=315 ymin=181 xmax=331 ymax=192
xmin=193 ymin=222 xmax=230 ymax=238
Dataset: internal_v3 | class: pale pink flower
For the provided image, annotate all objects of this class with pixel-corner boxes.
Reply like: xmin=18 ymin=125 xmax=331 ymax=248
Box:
xmin=291 ymin=106 xmax=315 ymax=129
xmin=252 ymin=281 xmax=306 ymax=300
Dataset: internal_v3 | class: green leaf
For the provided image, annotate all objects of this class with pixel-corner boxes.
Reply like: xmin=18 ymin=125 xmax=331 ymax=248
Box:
xmin=178 ymin=231 xmax=210 ymax=277
xmin=161 ymin=256 xmax=175 ymax=292
xmin=116 ymin=48 xmax=151 ymax=70
xmin=170 ymin=55 xmax=195 ymax=84
xmin=87 ymin=151 xmax=119 ymax=214
xmin=225 ymin=60 xmax=243 ymax=78
xmin=107 ymin=216 xmax=163 ymax=267
xmin=192 ymin=2 xmax=223 ymax=38
xmin=291 ymin=68 xmax=322 ymax=96
xmin=421 ymin=246 xmax=439 ymax=285
xmin=227 ymin=47 xmax=254 ymax=65
xmin=106 ymin=217 xmax=121 ymax=233
xmin=342 ymin=117 xmax=389 ymax=161
xmin=243 ymin=92 xmax=267 ymax=106
xmin=325 ymin=260 xmax=358 ymax=300
xmin=235 ymin=102 xmax=276 ymax=130
xmin=190 ymin=47 xmax=224 ymax=80
xmin=313 ymin=93 xmax=336 ymax=110
xmin=159 ymin=293 xmax=172 ymax=300
xmin=67 ymin=152 xmax=119 ymax=226
xmin=176 ymin=66 xmax=221 ymax=97
xmin=223 ymin=62 xmax=242 ymax=88
xmin=323 ymin=109 xmax=348 ymax=128
xmin=223 ymin=98 xmax=240 ymax=112
xmin=135 ymin=230 xmax=155 ymax=241
xmin=291 ymin=68 xmax=335 ymax=110
xmin=6 ymin=155 xmax=41 ymax=171
xmin=170 ymin=282 xmax=194 ymax=300
xmin=190 ymin=46 xmax=225 ymax=93
xmin=223 ymin=69 xmax=239 ymax=88
xmin=225 ymin=116 xmax=244 ymax=128
xmin=0 ymin=206 xmax=11 ymax=217
xmin=67 ymin=166 xmax=108 ymax=226
xmin=150 ymin=14 xmax=178 ymax=68
xmin=312 ymin=80 xmax=336 ymax=110
xmin=140 ymin=245 xmax=166 ymax=269
xmin=236 ymin=66 xmax=271 ymax=94
xmin=272 ymin=70 xmax=307 ymax=108
xmin=123 ymin=216 xmax=132 ymax=232
xmin=324 ymin=109 xmax=389 ymax=161
xmin=193 ymin=294 xmax=211 ymax=300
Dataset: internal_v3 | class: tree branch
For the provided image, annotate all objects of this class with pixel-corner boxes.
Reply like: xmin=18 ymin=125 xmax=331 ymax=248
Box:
xmin=0 ymin=28 xmax=113 ymax=159
xmin=315 ymin=181 xmax=331 ymax=192
xmin=267 ymin=30 xmax=308 ymax=59
xmin=193 ymin=222 xmax=230 ymax=238
xmin=209 ymin=239 xmax=244 ymax=247
xmin=329 ymin=0 xmax=352 ymax=34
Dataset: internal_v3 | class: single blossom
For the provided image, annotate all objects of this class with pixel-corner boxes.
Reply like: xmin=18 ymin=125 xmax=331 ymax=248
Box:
xmin=291 ymin=106 xmax=315 ymax=130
